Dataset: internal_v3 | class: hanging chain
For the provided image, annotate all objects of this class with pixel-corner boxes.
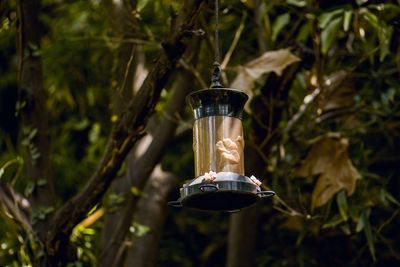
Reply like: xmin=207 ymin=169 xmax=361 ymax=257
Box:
xmin=210 ymin=0 xmax=222 ymax=88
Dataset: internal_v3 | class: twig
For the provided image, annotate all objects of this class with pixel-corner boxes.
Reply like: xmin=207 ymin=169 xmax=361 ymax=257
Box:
xmin=118 ymin=46 xmax=136 ymax=109
xmin=377 ymin=209 xmax=399 ymax=234
xmin=221 ymin=12 xmax=247 ymax=70
xmin=62 ymin=36 xmax=156 ymax=46
xmin=179 ymin=58 xmax=208 ymax=88
xmin=283 ymin=87 xmax=321 ymax=133
xmin=315 ymin=107 xmax=357 ymax=124
xmin=261 ymin=184 xmax=311 ymax=218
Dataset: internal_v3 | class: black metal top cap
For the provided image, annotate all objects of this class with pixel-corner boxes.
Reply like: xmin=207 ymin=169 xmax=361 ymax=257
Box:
xmin=187 ymin=88 xmax=248 ymax=120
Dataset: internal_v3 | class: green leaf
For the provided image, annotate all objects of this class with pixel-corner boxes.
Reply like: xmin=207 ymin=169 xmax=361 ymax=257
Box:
xmin=130 ymin=222 xmax=150 ymax=237
xmin=319 ymin=9 xmax=342 ymax=29
xmin=130 ymin=186 xmax=144 ymax=196
xmin=356 ymin=0 xmax=369 ymax=5
xmin=296 ymin=21 xmax=311 ymax=42
xmin=286 ymin=0 xmax=306 ymax=7
xmin=340 ymin=223 xmax=351 ymax=235
xmin=37 ymin=179 xmax=47 ymax=186
xmin=355 ymin=215 xmax=364 ymax=232
xmin=343 ymin=10 xmax=352 ymax=32
xmin=88 ymin=123 xmax=101 ymax=143
xmin=362 ymin=209 xmax=376 ymax=261
xmin=24 ymin=181 xmax=35 ymax=196
xmin=138 ymin=0 xmax=151 ymax=11
xmin=362 ymin=10 xmax=379 ymax=30
xmin=336 ymin=191 xmax=348 ymax=221
xmin=73 ymin=119 xmax=89 ymax=131
xmin=323 ymin=214 xmax=345 ymax=229
xmin=32 ymin=206 xmax=55 ymax=222
xmin=272 ymin=14 xmax=290 ymax=42
xmin=379 ymin=26 xmax=392 ymax=61
xmin=28 ymin=128 xmax=38 ymax=140
xmin=380 ymin=189 xmax=400 ymax=206
xmin=321 ymin=17 xmax=342 ymax=54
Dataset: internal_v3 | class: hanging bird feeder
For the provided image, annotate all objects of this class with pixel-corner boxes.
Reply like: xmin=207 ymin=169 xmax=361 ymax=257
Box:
xmin=169 ymin=0 xmax=274 ymax=212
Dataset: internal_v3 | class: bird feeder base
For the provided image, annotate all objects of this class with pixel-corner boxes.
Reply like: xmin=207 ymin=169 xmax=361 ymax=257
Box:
xmin=169 ymin=172 xmax=275 ymax=212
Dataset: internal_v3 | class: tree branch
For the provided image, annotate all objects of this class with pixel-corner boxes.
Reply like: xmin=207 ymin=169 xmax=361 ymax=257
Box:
xmin=45 ymin=0 xmax=205 ymax=261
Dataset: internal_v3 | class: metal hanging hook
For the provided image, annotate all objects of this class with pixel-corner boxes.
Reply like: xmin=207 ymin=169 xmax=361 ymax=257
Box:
xmin=210 ymin=0 xmax=222 ymax=88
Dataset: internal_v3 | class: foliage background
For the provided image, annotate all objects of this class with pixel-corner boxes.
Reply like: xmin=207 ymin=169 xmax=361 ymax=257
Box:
xmin=0 ymin=0 xmax=399 ymax=266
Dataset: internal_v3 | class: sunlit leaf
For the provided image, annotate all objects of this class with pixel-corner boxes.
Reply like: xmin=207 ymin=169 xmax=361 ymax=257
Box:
xmin=272 ymin=14 xmax=290 ymax=41
xmin=130 ymin=222 xmax=150 ymax=237
xmin=356 ymin=0 xmax=369 ymax=6
xmin=343 ymin=10 xmax=352 ymax=32
xmin=138 ymin=0 xmax=151 ymax=11
xmin=286 ymin=0 xmax=306 ymax=7
xmin=319 ymin=9 xmax=342 ymax=29
xmin=321 ymin=17 xmax=342 ymax=54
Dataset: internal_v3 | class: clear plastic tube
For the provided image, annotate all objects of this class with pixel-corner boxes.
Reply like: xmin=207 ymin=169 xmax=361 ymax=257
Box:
xmin=193 ymin=116 xmax=244 ymax=177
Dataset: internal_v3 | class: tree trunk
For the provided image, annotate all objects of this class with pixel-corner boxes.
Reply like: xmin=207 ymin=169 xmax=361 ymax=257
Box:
xmin=227 ymin=204 xmax=259 ymax=267
xmin=123 ymin=166 xmax=176 ymax=267
xmin=16 ymin=0 xmax=55 ymax=241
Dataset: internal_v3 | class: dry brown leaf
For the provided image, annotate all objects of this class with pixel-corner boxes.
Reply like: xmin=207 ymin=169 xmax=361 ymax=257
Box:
xmin=311 ymin=148 xmax=361 ymax=209
xmin=230 ymin=49 xmax=300 ymax=111
xmin=296 ymin=132 xmax=342 ymax=177
xmin=296 ymin=133 xmax=361 ymax=209
xmin=231 ymin=49 xmax=300 ymax=91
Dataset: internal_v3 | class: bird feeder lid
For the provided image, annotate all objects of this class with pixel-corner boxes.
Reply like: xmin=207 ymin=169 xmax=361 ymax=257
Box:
xmin=187 ymin=88 xmax=248 ymax=120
